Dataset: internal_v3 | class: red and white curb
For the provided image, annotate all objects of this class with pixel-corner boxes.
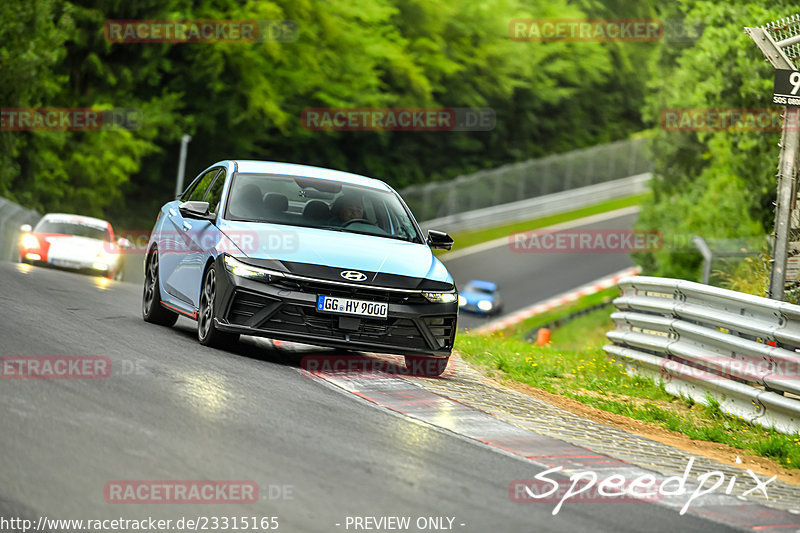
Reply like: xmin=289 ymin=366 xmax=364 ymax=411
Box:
xmin=270 ymin=341 xmax=800 ymax=530
xmin=474 ymin=266 xmax=641 ymax=333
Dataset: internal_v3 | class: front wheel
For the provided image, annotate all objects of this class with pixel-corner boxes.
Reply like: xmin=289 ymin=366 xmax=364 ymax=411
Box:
xmin=198 ymin=265 xmax=239 ymax=348
xmin=404 ymin=355 xmax=449 ymax=377
xmin=142 ymin=250 xmax=178 ymax=326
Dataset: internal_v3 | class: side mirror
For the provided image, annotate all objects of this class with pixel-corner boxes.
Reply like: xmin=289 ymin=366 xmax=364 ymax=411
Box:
xmin=20 ymin=224 xmax=32 ymax=233
xmin=179 ymin=201 xmax=216 ymax=222
xmin=117 ymin=237 xmax=132 ymax=249
xmin=427 ymin=229 xmax=454 ymax=250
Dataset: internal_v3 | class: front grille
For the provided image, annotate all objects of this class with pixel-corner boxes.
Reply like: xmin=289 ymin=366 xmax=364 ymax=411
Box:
xmin=227 ymin=291 xmax=282 ymax=326
xmin=261 ymin=304 xmax=429 ymax=349
xmin=272 ymin=278 xmax=428 ymax=305
xmin=423 ymin=316 xmax=457 ymax=349
xmin=224 ymin=281 xmax=454 ymax=352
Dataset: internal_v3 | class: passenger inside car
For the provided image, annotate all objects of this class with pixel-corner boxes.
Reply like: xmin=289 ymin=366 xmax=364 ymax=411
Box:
xmin=263 ymin=193 xmax=289 ymax=221
xmin=302 ymin=200 xmax=330 ymax=225
xmin=329 ymin=194 xmax=365 ymax=226
xmin=229 ymin=183 xmax=265 ymax=219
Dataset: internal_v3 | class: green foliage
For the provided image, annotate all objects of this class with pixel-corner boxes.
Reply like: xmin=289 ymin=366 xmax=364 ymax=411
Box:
xmin=635 ymin=0 xmax=796 ymax=280
xmin=456 ymin=291 xmax=800 ymax=468
xmin=1 ymin=0 xmax=654 ymax=228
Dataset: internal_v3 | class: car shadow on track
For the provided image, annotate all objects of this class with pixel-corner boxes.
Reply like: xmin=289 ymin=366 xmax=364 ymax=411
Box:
xmin=168 ymin=320 xmax=452 ymax=380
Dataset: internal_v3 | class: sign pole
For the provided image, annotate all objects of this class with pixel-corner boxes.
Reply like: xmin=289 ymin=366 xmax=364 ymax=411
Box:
xmin=746 ymin=20 xmax=800 ymax=300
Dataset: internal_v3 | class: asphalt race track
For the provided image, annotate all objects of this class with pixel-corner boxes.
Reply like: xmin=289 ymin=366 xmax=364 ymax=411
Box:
xmin=444 ymin=209 xmax=638 ymax=331
xmin=0 ymin=258 xmax=746 ymax=532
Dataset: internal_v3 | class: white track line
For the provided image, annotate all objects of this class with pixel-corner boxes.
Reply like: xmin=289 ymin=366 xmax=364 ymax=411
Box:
xmin=439 ymin=205 xmax=641 ymax=262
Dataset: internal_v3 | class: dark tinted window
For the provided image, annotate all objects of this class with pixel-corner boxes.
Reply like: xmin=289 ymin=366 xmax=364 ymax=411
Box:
xmin=205 ymin=169 xmax=227 ymax=214
xmin=225 ymin=173 xmax=421 ymax=243
xmin=464 ymin=283 xmax=494 ymax=295
xmin=35 ymin=221 xmax=111 ymax=241
xmin=188 ymin=169 xmax=220 ymax=202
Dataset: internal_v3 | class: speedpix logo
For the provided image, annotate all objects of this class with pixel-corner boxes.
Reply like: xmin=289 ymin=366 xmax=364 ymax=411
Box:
xmin=510 ymin=457 xmax=775 ymax=516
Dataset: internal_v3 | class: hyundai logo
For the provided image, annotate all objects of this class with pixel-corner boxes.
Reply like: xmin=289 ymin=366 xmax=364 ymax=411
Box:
xmin=340 ymin=270 xmax=367 ymax=282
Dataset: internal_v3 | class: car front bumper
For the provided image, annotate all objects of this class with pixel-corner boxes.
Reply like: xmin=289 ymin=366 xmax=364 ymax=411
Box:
xmin=213 ymin=257 xmax=458 ymax=357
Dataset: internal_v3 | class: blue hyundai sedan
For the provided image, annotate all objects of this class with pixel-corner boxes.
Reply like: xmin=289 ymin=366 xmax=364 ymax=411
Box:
xmin=142 ymin=161 xmax=458 ymax=375
xmin=458 ymin=280 xmax=503 ymax=316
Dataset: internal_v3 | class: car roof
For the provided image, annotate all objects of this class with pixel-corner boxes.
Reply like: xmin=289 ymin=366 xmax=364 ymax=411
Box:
xmin=465 ymin=280 xmax=497 ymax=291
xmin=41 ymin=213 xmax=110 ymax=229
xmin=229 ymin=161 xmax=392 ymax=192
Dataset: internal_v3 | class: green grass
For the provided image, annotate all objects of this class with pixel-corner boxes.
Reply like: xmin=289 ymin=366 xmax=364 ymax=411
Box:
xmin=456 ymin=300 xmax=800 ymax=469
xmin=497 ymin=286 xmax=621 ymax=339
xmin=440 ymin=193 xmax=649 ymax=254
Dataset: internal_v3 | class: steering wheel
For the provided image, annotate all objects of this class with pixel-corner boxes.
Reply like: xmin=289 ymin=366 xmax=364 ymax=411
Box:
xmin=341 ymin=218 xmax=372 ymax=227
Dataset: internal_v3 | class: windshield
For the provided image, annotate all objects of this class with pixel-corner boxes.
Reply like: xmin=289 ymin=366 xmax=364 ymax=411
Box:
xmin=225 ymin=173 xmax=423 ymax=243
xmin=34 ymin=220 xmax=111 ymax=241
xmin=464 ymin=284 xmax=494 ymax=295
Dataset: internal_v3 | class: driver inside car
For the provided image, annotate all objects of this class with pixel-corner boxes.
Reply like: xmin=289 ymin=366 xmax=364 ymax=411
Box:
xmin=329 ymin=194 xmax=366 ymax=226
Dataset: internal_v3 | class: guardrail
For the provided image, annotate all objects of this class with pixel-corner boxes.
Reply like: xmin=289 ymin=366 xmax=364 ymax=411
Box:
xmin=404 ymin=137 xmax=653 ymax=226
xmin=419 ymin=173 xmax=650 ymax=234
xmin=0 ymin=197 xmax=41 ymax=262
xmin=604 ymin=276 xmax=800 ymax=435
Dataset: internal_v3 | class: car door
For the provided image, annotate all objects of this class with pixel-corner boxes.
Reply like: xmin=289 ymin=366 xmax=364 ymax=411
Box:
xmin=162 ymin=167 xmax=221 ymax=306
xmin=186 ymin=168 xmax=229 ymax=307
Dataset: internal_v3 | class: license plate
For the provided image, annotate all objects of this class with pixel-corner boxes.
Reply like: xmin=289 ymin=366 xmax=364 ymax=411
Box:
xmin=317 ymin=296 xmax=388 ymax=319
xmin=51 ymin=259 xmax=81 ymax=269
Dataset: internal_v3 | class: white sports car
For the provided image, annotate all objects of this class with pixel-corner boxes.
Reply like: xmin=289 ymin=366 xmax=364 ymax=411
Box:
xmin=18 ymin=213 xmax=129 ymax=280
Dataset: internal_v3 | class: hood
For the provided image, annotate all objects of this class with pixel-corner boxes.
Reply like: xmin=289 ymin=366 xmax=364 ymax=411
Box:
xmin=37 ymin=234 xmax=117 ymax=258
xmin=217 ymin=220 xmax=453 ymax=289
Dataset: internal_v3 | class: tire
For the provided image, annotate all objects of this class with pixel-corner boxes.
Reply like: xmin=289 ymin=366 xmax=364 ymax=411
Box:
xmin=142 ymin=249 xmax=178 ymax=326
xmin=113 ymin=265 xmax=124 ymax=281
xmin=404 ymin=355 xmax=449 ymax=377
xmin=198 ymin=264 xmax=239 ymax=347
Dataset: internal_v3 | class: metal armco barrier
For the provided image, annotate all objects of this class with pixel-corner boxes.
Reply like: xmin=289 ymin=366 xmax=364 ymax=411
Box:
xmin=419 ymin=173 xmax=650 ymax=234
xmin=403 ymin=137 xmax=653 ymax=225
xmin=0 ymin=197 xmax=40 ymax=262
xmin=604 ymin=276 xmax=800 ymax=434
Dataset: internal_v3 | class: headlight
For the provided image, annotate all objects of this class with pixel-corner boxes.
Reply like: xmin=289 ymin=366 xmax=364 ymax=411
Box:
xmin=422 ymin=291 xmax=458 ymax=304
xmin=477 ymin=300 xmax=493 ymax=311
xmin=458 ymin=295 xmax=467 ymax=307
xmin=21 ymin=233 xmax=39 ymax=250
xmin=223 ymin=255 xmax=285 ymax=281
xmin=96 ymin=249 xmax=118 ymax=265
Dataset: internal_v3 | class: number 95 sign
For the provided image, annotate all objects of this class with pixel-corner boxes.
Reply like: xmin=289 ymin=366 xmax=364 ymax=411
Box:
xmin=773 ymin=69 xmax=800 ymax=107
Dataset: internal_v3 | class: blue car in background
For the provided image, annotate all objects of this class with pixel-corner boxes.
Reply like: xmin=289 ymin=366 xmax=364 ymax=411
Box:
xmin=142 ymin=160 xmax=458 ymax=376
xmin=458 ymin=280 xmax=503 ymax=316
